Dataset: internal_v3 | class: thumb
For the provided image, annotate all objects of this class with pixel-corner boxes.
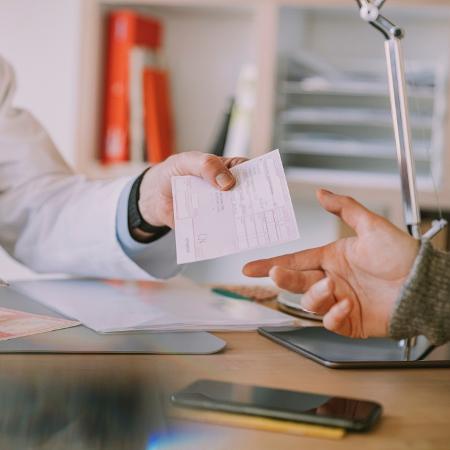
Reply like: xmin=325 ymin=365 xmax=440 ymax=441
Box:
xmin=316 ymin=189 xmax=374 ymax=236
xmin=177 ymin=152 xmax=236 ymax=191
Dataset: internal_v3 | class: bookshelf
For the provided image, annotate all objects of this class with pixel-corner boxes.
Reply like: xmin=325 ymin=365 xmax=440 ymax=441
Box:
xmin=76 ymin=0 xmax=260 ymax=178
xmin=74 ymin=0 xmax=450 ymax=229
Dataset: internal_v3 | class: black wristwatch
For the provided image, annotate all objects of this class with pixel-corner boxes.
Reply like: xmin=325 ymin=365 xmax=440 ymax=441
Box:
xmin=128 ymin=169 xmax=171 ymax=243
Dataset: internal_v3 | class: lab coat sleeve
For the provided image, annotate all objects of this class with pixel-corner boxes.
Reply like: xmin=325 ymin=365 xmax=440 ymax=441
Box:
xmin=116 ymin=178 xmax=181 ymax=279
xmin=0 ymin=55 xmax=180 ymax=280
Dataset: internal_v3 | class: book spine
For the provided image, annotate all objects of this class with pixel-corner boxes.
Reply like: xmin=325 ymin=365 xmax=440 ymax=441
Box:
xmin=157 ymin=70 xmax=174 ymax=162
xmin=143 ymin=68 xmax=174 ymax=165
xmin=101 ymin=11 xmax=135 ymax=164
xmin=129 ymin=48 xmax=156 ymax=163
xmin=223 ymin=65 xmax=257 ymax=158
xmin=101 ymin=11 xmax=161 ymax=165
xmin=209 ymin=98 xmax=234 ymax=156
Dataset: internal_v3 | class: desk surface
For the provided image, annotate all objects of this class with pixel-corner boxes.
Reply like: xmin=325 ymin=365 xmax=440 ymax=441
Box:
xmin=1 ymin=331 xmax=449 ymax=449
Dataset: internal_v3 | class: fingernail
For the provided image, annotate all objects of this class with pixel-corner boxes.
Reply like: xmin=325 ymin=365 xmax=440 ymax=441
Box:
xmin=216 ymin=172 xmax=233 ymax=189
xmin=268 ymin=266 xmax=278 ymax=279
xmin=320 ymin=189 xmax=334 ymax=196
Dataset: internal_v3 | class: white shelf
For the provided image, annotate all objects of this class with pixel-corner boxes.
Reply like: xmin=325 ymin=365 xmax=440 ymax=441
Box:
xmin=281 ymin=80 xmax=435 ymax=100
xmin=280 ymin=107 xmax=432 ymax=128
xmin=286 ymin=167 xmax=435 ymax=192
xmin=281 ymin=136 xmax=430 ymax=160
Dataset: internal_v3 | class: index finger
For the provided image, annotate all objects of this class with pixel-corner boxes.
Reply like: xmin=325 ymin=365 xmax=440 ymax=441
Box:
xmin=242 ymin=246 xmax=324 ymax=278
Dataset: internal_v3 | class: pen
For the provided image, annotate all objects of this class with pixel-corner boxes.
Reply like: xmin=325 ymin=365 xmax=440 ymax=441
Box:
xmin=211 ymin=287 xmax=250 ymax=301
xmin=171 ymin=408 xmax=346 ymax=440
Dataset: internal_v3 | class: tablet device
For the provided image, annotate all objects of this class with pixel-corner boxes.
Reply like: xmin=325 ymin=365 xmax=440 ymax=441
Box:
xmin=258 ymin=326 xmax=450 ymax=369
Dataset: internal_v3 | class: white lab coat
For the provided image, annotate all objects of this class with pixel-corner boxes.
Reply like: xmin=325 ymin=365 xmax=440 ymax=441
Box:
xmin=0 ymin=55 xmax=152 ymax=279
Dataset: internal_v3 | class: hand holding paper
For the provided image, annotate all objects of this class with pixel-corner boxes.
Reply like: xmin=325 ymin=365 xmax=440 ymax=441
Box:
xmin=138 ymin=152 xmax=246 ymax=229
xmin=172 ymin=150 xmax=299 ymax=264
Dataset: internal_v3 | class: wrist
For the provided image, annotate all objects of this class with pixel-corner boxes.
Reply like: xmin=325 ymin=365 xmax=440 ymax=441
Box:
xmin=137 ymin=164 xmax=167 ymax=227
xmin=138 ymin=197 xmax=165 ymax=228
xmin=389 ymin=240 xmax=450 ymax=345
xmin=128 ymin=170 xmax=170 ymax=243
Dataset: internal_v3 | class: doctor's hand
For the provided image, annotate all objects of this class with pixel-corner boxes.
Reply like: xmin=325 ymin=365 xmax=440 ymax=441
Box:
xmin=243 ymin=190 xmax=419 ymax=339
xmin=139 ymin=152 xmax=246 ymax=229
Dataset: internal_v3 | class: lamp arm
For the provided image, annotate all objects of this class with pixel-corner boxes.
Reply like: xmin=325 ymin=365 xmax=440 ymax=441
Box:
xmin=385 ymin=37 xmax=422 ymax=238
xmin=357 ymin=0 xmax=422 ymax=238
xmin=356 ymin=0 xmax=448 ymax=360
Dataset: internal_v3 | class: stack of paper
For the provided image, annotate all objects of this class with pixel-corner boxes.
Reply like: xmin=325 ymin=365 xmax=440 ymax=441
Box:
xmin=12 ymin=277 xmax=296 ymax=333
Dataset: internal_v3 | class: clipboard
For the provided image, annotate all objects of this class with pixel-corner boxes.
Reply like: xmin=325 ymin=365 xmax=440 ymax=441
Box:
xmin=0 ymin=286 xmax=226 ymax=355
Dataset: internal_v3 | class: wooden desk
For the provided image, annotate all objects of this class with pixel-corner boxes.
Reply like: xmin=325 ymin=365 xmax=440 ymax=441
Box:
xmin=1 ymin=331 xmax=449 ymax=449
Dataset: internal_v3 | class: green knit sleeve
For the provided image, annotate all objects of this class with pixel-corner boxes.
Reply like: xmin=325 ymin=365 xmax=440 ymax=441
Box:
xmin=389 ymin=240 xmax=450 ymax=346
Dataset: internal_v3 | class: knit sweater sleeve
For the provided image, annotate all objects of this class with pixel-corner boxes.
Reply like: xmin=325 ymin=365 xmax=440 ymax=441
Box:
xmin=389 ymin=240 xmax=450 ymax=346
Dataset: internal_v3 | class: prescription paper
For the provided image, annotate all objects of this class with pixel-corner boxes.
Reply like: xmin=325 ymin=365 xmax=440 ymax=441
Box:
xmin=172 ymin=150 xmax=299 ymax=264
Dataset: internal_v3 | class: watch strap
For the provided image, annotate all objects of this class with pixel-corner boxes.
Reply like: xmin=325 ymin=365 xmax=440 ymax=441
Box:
xmin=128 ymin=169 xmax=171 ymax=243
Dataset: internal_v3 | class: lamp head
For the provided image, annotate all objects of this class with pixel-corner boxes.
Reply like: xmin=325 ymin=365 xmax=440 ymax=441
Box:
xmin=360 ymin=3 xmax=380 ymax=22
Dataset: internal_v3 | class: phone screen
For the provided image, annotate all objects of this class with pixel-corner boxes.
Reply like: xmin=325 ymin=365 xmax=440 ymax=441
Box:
xmin=171 ymin=379 xmax=382 ymax=431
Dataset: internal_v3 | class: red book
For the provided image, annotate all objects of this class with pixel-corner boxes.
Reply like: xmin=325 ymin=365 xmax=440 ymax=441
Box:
xmin=101 ymin=10 xmax=161 ymax=164
xmin=143 ymin=68 xmax=174 ymax=165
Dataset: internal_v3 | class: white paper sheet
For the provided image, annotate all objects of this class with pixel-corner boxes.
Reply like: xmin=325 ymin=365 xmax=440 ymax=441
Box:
xmin=172 ymin=150 xmax=299 ymax=264
xmin=12 ymin=277 xmax=296 ymax=333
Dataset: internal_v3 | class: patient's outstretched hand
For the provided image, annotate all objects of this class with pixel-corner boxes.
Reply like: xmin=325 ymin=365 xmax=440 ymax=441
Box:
xmin=243 ymin=190 xmax=419 ymax=339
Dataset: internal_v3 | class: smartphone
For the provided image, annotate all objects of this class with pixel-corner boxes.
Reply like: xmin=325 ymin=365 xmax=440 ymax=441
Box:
xmin=171 ymin=379 xmax=382 ymax=431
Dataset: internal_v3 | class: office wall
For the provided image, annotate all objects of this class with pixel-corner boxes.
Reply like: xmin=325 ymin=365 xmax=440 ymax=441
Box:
xmin=0 ymin=0 xmax=82 ymax=279
xmin=0 ymin=0 xmax=82 ymax=166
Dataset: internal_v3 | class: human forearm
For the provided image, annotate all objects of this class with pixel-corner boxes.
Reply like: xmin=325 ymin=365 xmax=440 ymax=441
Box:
xmin=0 ymin=55 xmax=167 ymax=279
xmin=389 ymin=241 xmax=450 ymax=346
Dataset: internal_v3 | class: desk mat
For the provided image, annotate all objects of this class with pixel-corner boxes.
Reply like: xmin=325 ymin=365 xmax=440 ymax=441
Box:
xmin=0 ymin=286 xmax=226 ymax=355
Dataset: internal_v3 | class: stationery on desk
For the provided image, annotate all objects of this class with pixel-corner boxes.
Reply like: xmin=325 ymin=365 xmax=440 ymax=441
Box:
xmin=11 ymin=277 xmax=296 ymax=333
xmin=211 ymin=285 xmax=279 ymax=302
